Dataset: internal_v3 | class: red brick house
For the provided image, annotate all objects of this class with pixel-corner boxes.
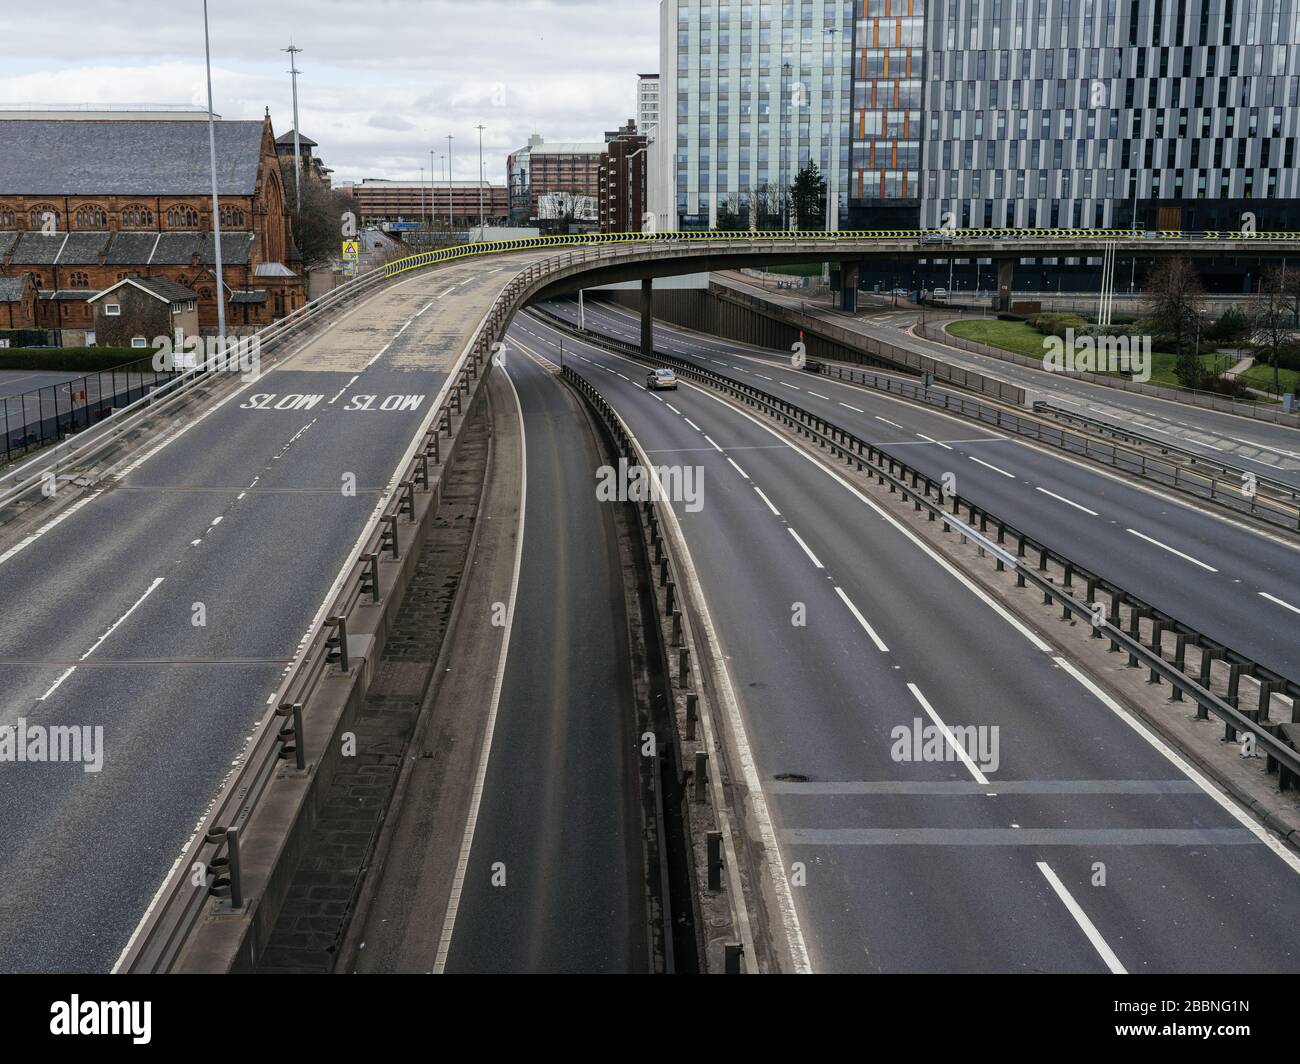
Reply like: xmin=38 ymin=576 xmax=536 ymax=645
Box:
xmin=0 ymin=112 xmax=306 ymax=342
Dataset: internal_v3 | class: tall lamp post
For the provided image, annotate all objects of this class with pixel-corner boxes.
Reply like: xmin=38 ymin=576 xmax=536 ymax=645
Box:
xmin=282 ymin=42 xmax=304 ymax=211
xmin=203 ymin=0 xmax=226 ymax=345
xmin=475 ymin=124 xmax=487 ymax=231
xmin=446 ymin=134 xmax=455 ymax=229
xmin=430 ymin=147 xmax=436 ymax=235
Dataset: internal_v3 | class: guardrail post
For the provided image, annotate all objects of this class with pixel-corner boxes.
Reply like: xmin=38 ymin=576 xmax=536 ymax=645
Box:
xmin=1148 ymin=622 xmax=1165 ymax=684
xmin=416 ymin=454 xmax=430 ymax=491
xmin=724 ymin=943 xmax=744 ymax=974
xmin=277 ymin=702 xmax=307 ymax=771
xmin=1256 ymin=680 xmax=1274 ymax=723
xmin=206 ymin=826 xmax=243 ymax=910
xmin=693 ymin=749 xmax=708 ymax=802
xmin=1126 ymin=607 xmax=1144 ymax=667
xmin=361 ymin=553 xmax=381 ymax=603
xmin=1225 ymin=664 xmax=1242 ymax=722
xmin=665 ymin=581 xmax=676 ymax=616
xmin=1168 ymin=636 xmax=1189 ymax=702
xmin=679 ymin=647 xmax=691 ymax=684
xmin=326 ymin=616 xmax=350 ymax=673
xmin=1197 ymin=647 xmax=1218 ymax=719
xmin=672 ymin=610 xmax=683 ymax=647
xmin=685 ymin=693 xmax=698 ymax=741
xmin=399 ymin=480 xmax=416 ymax=522
xmin=381 ymin=514 xmax=400 ymax=560
xmin=707 ymin=830 xmax=723 ymax=891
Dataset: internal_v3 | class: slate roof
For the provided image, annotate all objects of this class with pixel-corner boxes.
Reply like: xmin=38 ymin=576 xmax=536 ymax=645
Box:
xmin=276 ymin=130 xmax=318 ymax=148
xmin=0 ymin=120 xmax=266 ymax=196
xmin=89 ymin=276 xmax=198 ymax=304
xmin=0 ymin=230 xmax=256 ymax=267
xmin=230 ymin=290 xmax=267 ymax=304
xmin=0 ymin=277 xmax=28 ymax=301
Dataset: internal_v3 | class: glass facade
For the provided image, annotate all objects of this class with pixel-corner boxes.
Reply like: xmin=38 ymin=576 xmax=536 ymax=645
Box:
xmin=850 ymin=0 xmax=924 ymax=212
xmin=665 ymin=0 xmax=855 ymax=229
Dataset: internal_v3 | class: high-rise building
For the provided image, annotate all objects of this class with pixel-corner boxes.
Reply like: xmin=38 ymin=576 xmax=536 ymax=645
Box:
xmin=638 ymin=74 xmax=662 ymax=135
xmin=600 ymin=128 xmax=650 ymax=232
xmin=924 ymin=0 xmax=1300 ymax=236
xmin=657 ymin=0 xmax=1300 ymax=252
xmin=656 ymin=0 xmax=856 ymax=231
xmin=506 ymin=134 xmax=606 ymax=229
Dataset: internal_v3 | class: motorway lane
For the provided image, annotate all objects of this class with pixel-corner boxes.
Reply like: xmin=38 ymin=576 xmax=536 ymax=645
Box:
xmin=0 ymin=252 xmax=547 ymax=972
xmin=509 ymin=320 xmax=1300 ymax=973
xmin=437 ymin=350 xmax=649 ymax=974
xmin=715 ymin=275 xmax=1300 ymax=486
xmin=537 ymin=303 xmax=1300 ymax=683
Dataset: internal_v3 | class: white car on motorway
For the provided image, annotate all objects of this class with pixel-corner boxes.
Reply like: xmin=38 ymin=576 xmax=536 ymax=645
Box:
xmin=646 ymin=368 xmax=679 ymax=391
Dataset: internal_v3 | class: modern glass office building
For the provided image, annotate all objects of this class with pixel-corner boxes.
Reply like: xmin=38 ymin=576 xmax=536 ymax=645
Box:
xmin=655 ymin=0 xmax=857 ymax=230
xmin=656 ymin=0 xmax=1300 ymax=247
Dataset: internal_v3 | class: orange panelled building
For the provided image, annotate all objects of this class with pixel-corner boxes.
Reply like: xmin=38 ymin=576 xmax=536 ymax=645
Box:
xmin=850 ymin=0 xmax=923 ymax=215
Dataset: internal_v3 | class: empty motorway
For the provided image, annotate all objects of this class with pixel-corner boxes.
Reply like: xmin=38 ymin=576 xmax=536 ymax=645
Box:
xmin=508 ymin=315 xmax=1300 ymax=973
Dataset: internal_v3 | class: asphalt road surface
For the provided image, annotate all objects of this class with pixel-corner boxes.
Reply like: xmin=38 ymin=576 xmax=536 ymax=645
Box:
xmin=536 ymin=302 xmax=1300 ymax=683
xmin=0 ymin=253 xmax=545 ymax=973
xmin=438 ymin=350 xmax=649 ymax=973
xmin=508 ymin=317 xmax=1300 ymax=973
xmin=715 ymin=275 xmax=1300 ymax=488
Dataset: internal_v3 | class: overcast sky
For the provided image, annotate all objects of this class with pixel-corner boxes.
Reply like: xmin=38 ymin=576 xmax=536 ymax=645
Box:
xmin=0 ymin=0 xmax=659 ymax=186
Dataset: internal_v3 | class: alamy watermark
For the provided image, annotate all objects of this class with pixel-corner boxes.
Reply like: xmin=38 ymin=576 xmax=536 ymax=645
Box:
xmin=151 ymin=334 xmax=261 ymax=381
xmin=1043 ymin=328 xmax=1151 ymax=383
xmin=0 ymin=719 xmax=104 ymax=773
xmin=891 ymin=717 xmax=1000 ymax=774
xmin=596 ymin=457 xmax=704 ymax=513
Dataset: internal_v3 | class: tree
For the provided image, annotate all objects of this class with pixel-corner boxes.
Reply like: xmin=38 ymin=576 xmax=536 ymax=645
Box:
xmin=714 ymin=193 xmax=746 ymax=232
xmin=1144 ymin=258 xmax=1207 ymax=388
xmin=1249 ymin=267 xmax=1295 ymax=394
xmin=279 ymin=161 xmax=357 ymax=269
xmin=789 ymin=162 xmax=827 ymax=231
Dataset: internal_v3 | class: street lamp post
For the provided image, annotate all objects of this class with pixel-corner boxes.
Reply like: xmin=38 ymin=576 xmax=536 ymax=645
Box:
xmin=475 ymin=124 xmax=487 ymax=232
xmin=430 ymin=147 xmax=436 ymax=236
xmin=282 ymin=42 xmax=303 ymax=211
xmin=203 ymin=0 xmax=226 ymax=345
xmin=446 ymin=134 xmax=454 ymax=229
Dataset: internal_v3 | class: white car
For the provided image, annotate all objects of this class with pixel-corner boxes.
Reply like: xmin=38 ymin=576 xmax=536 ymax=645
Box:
xmin=646 ymin=368 xmax=679 ymax=391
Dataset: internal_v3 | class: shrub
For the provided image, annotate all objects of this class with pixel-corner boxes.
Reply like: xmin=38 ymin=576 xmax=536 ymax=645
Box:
xmin=1197 ymin=373 xmax=1251 ymax=398
xmin=1207 ymin=307 xmax=1249 ymax=344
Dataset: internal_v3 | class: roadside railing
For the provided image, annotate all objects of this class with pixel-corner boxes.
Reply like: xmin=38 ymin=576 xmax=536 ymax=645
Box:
xmin=561 ymin=325 xmax=1300 ymax=791
xmin=561 ymin=363 xmax=761 ymax=973
xmin=712 ymin=284 xmax=1028 ymax=406
xmin=808 ymin=363 xmax=1300 ymax=534
xmin=114 ymin=244 xmax=589 ymax=972
xmin=918 ymin=319 xmax=1300 ymax=426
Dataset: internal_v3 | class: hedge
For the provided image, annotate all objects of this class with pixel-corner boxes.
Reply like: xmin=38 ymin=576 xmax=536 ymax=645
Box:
xmin=0 ymin=348 xmax=153 ymax=373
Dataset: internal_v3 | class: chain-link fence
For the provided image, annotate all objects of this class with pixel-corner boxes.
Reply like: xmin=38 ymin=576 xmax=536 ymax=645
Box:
xmin=1 ymin=356 xmax=180 ymax=465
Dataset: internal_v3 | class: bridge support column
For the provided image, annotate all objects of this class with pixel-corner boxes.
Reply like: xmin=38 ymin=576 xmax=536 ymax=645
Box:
xmin=994 ymin=259 xmax=1015 ymax=313
xmin=641 ymin=277 xmax=654 ymax=356
xmin=839 ymin=262 xmax=860 ymax=313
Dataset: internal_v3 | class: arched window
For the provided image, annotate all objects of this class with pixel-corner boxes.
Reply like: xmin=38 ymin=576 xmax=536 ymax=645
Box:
xmin=120 ymin=204 xmax=154 ymax=228
xmin=68 ymin=271 xmax=90 ymax=288
xmin=167 ymin=205 xmax=201 ymax=228
xmin=29 ymin=205 xmax=60 ymax=231
xmin=219 ymin=205 xmax=246 ymax=228
xmin=0 ymin=207 xmax=14 ymax=228
xmin=75 ymin=205 xmax=108 ymax=229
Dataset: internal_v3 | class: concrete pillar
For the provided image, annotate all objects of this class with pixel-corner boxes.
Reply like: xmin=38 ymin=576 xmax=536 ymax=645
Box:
xmin=839 ymin=261 xmax=860 ymax=313
xmin=995 ymin=258 xmax=1015 ymax=313
xmin=641 ymin=276 xmax=654 ymax=356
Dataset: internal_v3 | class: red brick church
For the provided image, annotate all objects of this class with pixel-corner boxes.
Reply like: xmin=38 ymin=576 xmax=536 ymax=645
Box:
xmin=0 ymin=110 xmax=307 ymax=342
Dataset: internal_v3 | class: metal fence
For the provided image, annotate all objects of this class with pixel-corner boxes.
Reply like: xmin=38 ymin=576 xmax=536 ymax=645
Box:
xmin=1 ymin=357 xmax=180 ymax=465
xmin=918 ymin=320 xmax=1300 ymax=426
xmin=568 ymin=333 xmax=1300 ymax=788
